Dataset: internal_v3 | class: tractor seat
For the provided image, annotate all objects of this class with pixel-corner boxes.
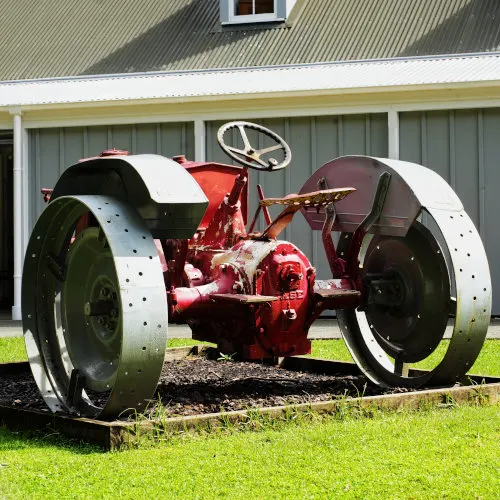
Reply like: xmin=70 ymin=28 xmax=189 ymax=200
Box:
xmin=260 ymin=188 xmax=356 ymax=209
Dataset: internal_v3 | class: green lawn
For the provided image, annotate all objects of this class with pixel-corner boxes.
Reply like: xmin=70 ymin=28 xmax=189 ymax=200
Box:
xmin=5 ymin=336 xmax=498 ymax=375
xmin=0 ymin=337 xmax=498 ymax=499
xmin=310 ymin=338 xmax=499 ymax=376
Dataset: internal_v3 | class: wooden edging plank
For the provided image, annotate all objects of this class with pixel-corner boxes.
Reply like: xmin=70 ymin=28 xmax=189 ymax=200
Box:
xmin=111 ymin=381 xmax=500 ymax=449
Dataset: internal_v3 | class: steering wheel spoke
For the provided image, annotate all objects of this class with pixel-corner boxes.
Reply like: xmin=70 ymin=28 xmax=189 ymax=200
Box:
xmin=217 ymin=121 xmax=292 ymax=171
xmin=226 ymin=145 xmax=247 ymax=155
xmin=255 ymin=144 xmax=283 ymax=156
xmin=237 ymin=125 xmax=252 ymax=150
xmin=251 ymin=156 xmax=269 ymax=168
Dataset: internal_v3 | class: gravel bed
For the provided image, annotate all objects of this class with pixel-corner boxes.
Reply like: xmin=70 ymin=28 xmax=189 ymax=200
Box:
xmin=0 ymin=353 xmax=409 ymax=420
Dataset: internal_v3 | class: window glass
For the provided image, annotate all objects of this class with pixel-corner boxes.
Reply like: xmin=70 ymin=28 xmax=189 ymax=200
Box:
xmin=234 ymin=1 xmax=275 ymax=16
xmin=235 ymin=0 xmax=252 ymax=15
xmin=255 ymin=0 xmax=274 ymax=14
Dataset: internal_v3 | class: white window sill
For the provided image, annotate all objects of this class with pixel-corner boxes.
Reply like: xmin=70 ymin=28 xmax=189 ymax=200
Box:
xmin=222 ymin=16 xmax=285 ymax=25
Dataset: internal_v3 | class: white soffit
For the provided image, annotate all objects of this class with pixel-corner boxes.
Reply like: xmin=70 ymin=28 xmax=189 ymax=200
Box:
xmin=1 ymin=53 xmax=499 ymax=108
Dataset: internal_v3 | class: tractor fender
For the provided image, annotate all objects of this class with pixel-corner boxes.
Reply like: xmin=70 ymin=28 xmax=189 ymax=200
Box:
xmin=299 ymin=156 xmax=462 ymax=237
xmin=51 ymin=154 xmax=209 ymax=239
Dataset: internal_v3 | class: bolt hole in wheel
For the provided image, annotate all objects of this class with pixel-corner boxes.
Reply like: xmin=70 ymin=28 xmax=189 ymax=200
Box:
xmin=337 ymin=207 xmax=491 ymax=388
xmin=22 ymin=195 xmax=168 ymax=419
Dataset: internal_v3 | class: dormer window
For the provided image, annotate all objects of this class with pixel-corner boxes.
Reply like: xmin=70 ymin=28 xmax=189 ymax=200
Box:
xmin=237 ymin=1 xmax=274 ymax=15
xmin=220 ymin=0 xmax=297 ymax=25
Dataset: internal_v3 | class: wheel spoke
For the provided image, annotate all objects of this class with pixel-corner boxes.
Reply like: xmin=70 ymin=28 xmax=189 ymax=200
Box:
xmin=252 ymin=156 xmax=269 ymax=168
xmin=226 ymin=146 xmax=247 ymax=156
xmin=394 ymin=359 xmax=409 ymax=377
xmin=46 ymin=253 xmax=67 ymax=282
xmin=256 ymin=144 xmax=282 ymax=155
xmin=67 ymin=368 xmax=85 ymax=407
xmin=237 ymin=125 xmax=252 ymax=151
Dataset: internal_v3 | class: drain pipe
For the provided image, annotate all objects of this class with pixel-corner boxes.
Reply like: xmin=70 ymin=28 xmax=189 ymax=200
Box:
xmin=10 ymin=109 xmax=22 ymax=321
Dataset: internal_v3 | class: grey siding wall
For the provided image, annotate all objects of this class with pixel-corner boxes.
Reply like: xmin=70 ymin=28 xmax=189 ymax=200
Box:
xmin=207 ymin=114 xmax=388 ymax=279
xmin=28 ymin=122 xmax=194 ymax=227
xmin=399 ymin=108 xmax=500 ymax=313
xmin=25 ymin=110 xmax=500 ymax=313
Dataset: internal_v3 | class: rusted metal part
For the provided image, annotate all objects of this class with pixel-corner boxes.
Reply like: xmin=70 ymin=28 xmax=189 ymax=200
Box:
xmin=316 ymin=178 xmax=346 ymax=278
xmin=259 ymin=205 xmax=300 ymax=239
xmin=257 ymin=184 xmax=271 ymax=225
xmin=77 ymin=148 xmax=130 ymax=163
xmin=179 ymin=238 xmax=314 ymax=359
xmin=258 ymin=188 xmax=356 ymax=240
xmin=321 ymin=203 xmax=346 ymax=277
xmin=260 ymin=188 xmax=355 ymax=208
xmin=211 ymin=293 xmax=279 ymax=304
xmin=41 ymin=188 xmax=53 ymax=203
xmin=248 ymin=184 xmax=272 ymax=234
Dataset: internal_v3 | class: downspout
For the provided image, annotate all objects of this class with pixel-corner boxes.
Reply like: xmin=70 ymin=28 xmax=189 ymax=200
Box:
xmin=388 ymin=109 xmax=400 ymax=160
xmin=194 ymin=119 xmax=206 ymax=162
xmin=10 ymin=110 xmax=23 ymax=320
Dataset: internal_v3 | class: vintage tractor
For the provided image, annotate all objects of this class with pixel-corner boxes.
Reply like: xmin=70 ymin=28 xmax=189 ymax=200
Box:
xmin=22 ymin=121 xmax=491 ymax=419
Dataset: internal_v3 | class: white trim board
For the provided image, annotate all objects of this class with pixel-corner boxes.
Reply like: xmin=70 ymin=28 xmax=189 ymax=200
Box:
xmin=1 ymin=54 xmax=499 ymax=111
xmin=19 ymin=98 xmax=500 ymax=130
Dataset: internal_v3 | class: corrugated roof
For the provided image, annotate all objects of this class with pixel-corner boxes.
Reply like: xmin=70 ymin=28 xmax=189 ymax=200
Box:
xmin=0 ymin=0 xmax=499 ymax=81
xmin=1 ymin=54 xmax=499 ymax=108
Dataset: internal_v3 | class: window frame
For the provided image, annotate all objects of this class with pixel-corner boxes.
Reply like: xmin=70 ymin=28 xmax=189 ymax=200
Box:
xmin=222 ymin=0 xmax=284 ymax=25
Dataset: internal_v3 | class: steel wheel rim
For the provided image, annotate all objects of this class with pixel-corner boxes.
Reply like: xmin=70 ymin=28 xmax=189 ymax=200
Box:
xmin=22 ymin=195 xmax=168 ymax=418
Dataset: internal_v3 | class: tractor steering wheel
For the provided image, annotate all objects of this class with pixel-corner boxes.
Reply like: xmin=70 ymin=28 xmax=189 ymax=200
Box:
xmin=217 ymin=121 xmax=292 ymax=171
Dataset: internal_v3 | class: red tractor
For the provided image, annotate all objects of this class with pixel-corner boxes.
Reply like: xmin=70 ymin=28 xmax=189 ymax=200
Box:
xmin=22 ymin=121 xmax=491 ymax=419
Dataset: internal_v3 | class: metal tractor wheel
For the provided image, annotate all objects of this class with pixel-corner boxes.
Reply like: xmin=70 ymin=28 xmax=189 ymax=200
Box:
xmin=337 ymin=209 xmax=491 ymax=388
xmin=22 ymin=195 xmax=168 ymax=419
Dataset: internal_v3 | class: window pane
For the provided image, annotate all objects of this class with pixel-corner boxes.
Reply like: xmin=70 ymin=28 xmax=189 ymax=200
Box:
xmin=255 ymin=0 xmax=274 ymax=14
xmin=235 ymin=0 xmax=253 ymax=15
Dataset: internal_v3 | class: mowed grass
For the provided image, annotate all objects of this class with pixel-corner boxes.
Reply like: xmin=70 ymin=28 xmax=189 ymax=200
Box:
xmin=310 ymin=338 xmax=500 ymax=376
xmin=0 ymin=405 xmax=498 ymax=499
xmin=0 ymin=337 xmax=498 ymax=499
xmin=6 ymin=336 xmax=499 ymax=376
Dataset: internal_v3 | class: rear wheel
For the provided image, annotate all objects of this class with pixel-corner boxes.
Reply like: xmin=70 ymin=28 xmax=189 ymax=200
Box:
xmin=337 ymin=209 xmax=490 ymax=388
xmin=22 ymin=195 xmax=168 ymax=418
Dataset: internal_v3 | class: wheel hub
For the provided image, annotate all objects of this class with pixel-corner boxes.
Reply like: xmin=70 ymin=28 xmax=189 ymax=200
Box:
xmin=361 ymin=224 xmax=450 ymax=363
xmin=62 ymin=228 xmax=121 ymax=391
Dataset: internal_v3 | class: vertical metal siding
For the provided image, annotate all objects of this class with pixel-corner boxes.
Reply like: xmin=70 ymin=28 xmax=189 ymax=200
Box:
xmin=400 ymin=107 xmax=500 ymax=313
xmin=0 ymin=145 xmax=13 ymax=307
xmin=206 ymin=113 xmax=388 ymax=279
xmin=29 ymin=121 xmax=194 ymax=227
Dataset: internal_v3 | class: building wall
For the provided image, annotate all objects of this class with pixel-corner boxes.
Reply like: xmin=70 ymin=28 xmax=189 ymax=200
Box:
xmin=27 ymin=107 xmax=500 ymax=312
xmin=28 ymin=122 xmax=194 ymax=227
xmin=0 ymin=143 xmax=13 ymax=308
xmin=400 ymin=108 xmax=500 ymax=313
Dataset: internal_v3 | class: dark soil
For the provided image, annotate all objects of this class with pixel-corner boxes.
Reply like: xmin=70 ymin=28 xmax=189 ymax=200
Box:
xmin=0 ymin=353 xmax=408 ymax=420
